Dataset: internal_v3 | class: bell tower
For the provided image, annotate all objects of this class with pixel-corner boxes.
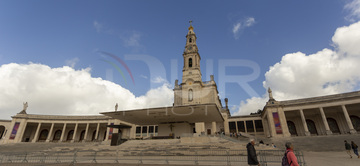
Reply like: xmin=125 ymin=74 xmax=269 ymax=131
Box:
xmin=182 ymin=21 xmax=202 ymax=83
xmin=174 ymin=21 xmax=221 ymax=108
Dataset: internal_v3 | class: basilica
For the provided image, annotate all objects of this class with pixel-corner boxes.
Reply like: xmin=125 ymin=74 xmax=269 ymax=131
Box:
xmin=1 ymin=24 xmax=359 ymax=145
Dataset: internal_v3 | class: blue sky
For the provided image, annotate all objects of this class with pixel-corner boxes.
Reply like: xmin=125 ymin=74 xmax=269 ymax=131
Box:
xmin=1 ymin=0 xmax=360 ymax=119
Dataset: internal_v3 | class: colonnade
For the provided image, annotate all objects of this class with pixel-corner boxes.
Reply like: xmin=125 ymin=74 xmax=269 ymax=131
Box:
xmin=264 ymin=103 xmax=359 ymax=137
xmin=23 ymin=122 xmax=108 ymax=143
xmin=296 ymin=105 xmax=357 ymax=136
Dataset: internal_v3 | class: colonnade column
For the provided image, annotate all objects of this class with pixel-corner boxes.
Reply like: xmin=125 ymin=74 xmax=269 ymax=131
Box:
xmin=32 ymin=123 xmax=42 ymax=143
xmin=105 ymin=121 xmax=110 ymax=141
xmin=211 ymin=122 xmax=217 ymax=135
xmin=17 ymin=120 xmax=27 ymax=143
xmin=83 ymin=123 xmax=89 ymax=142
xmin=262 ymin=117 xmax=270 ymax=137
xmin=253 ymin=120 xmax=257 ymax=133
xmin=223 ymin=114 xmax=230 ymax=135
xmin=278 ymin=108 xmax=291 ymax=137
xmin=235 ymin=121 xmax=239 ymax=134
xmin=95 ymin=123 xmax=100 ymax=140
xmin=299 ymin=109 xmax=310 ymax=136
xmin=319 ymin=107 xmax=332 ymax=135
xmin=60 ymin=123 xmax=67 ymax=142
xmin=244 ymin=121 xmax=247 ymax=133
xmin=267 ymin=110 xmax=276 ymax=137
xmin=341 ymin=105 xmax=357 ymax=134
xmin=46 ymin=123 xmax=54 ymax=142
xmin=71 ymin=123 xmax=78 ymax=143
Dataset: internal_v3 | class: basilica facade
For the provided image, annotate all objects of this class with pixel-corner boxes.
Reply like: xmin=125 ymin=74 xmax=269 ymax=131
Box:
xmin=1 ymin=24 xmax=360 ymax=145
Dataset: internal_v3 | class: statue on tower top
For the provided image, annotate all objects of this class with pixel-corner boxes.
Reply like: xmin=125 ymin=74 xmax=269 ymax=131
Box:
xmin=268 ymin=87 xmax=275 ymax=101
xmin=18 ymin=102 xmax=28 ymax=114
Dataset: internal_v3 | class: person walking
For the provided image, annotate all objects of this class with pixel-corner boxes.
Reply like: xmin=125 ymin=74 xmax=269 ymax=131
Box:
xmin=284 ymin=142 xmax=299 ymax=166
xmin=345 ymin=140 xmax=353 ymax=158
xmin=247 ymin=138 xmax=260 ymax=166
xmin=351 ymin=141 xmax=359 ymax=158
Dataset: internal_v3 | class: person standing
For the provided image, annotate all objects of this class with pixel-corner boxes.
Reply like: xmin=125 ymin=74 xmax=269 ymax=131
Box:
xmin=345 ymin=140 xmax=353 ymax=158
xmin=247 ymin=138 xmax=260 ymax=166
xmin=284 ymin=142 xmax=299 ymax=166
xmin=351 ymin=141 xmax=359 ymax=158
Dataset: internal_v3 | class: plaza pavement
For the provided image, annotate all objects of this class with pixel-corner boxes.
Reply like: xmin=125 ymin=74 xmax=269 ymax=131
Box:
xmin=0 ymin=134 xmax=360 ymax=165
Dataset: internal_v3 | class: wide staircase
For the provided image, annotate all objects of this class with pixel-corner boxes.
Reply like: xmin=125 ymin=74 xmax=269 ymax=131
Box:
xmin=0 ymin=136 xmax=290 ymax=165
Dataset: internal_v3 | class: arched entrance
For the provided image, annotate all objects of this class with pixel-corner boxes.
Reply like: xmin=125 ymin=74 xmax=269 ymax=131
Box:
xmin=79 ymin=130 xmax=86 ymax=141
xmin=306 ymin=119 xmax=318 ymax=135
xmin=66 ymin=130 xmax=74 ymax=141
xmin=327 ymin=118 xmax=340 ymax=134
xmin=39 ymin=129 xmax=48 ymax=141
xmin=287 ymin=121 xmax=297 ymax=136
xmin=350 ymin=115 xmax=360 ymax=131
xmin=0 ymin=125 xmax=5 ymax=139
xmin=53 ymin=130 xmax=62 ymax=141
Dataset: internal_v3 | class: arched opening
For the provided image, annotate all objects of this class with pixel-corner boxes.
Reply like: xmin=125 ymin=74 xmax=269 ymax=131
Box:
xmin=0 ymin=125 xmax=5 ymax=139
xmin=327 ymin=118 xmax=340 ymax=134
xmin=79 ymin=130 xmax=86 ymax=141
xmin=287 ymin=121 xmax=297 ymax=136
xmin=53 ymin=130 xmax=62 ymax=141
xmin=92 ymin=130 xmax=97 ymax=141
xmin=189 ymin=58 xmax=192 ymax=67
xmin=189 ymin=38 xmax=192 ymax=43
xmin=306 ymin=119 xmax=318 ymax=135
xmin=38 ymin=129 xmax=48 ymax=141
xmin=350 ymin=115 xmax=360 ymax=131
xmin=66 ymin=130 xmax=74 ymax=141
xmin=188 ymin=89 xmax=193 ymax=101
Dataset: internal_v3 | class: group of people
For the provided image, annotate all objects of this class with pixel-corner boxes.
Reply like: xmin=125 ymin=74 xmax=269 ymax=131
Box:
xmin=344 ymin=140 xmax=359 ymax=158
xmin=247 ymin=139 xmax=360 ymax=166
xmin=246 ymin=139 xmax=299 ymax=166
xmin=229 ymin=132 xmax=241 ymax=138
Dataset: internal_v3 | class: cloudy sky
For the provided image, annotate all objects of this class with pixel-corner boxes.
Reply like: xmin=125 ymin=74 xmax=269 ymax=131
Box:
xmin=1 ymin=0 xmax=360 ymax=119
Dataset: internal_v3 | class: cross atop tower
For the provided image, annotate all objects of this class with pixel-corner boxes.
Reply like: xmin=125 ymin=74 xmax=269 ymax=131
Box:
xmin=189 ymin=20 xmax=193 ymax=26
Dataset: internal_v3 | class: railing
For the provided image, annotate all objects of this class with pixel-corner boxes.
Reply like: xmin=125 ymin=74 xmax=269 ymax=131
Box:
xmin=0 ymin=149 xmax=306 ymax=165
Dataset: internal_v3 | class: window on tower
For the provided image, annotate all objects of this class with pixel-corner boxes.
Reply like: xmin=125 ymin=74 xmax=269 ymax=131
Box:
xmin=189 ymin=58 xmax=192 ymax=67
xmin=189 ymin=38 xmax=192 ymax=43
xmin=189 ymin=89 xmax=193 ymax=101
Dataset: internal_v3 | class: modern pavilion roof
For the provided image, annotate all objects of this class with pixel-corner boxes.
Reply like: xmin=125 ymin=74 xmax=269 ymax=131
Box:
xmin=101 ymin=103 xmax=224 ymax=125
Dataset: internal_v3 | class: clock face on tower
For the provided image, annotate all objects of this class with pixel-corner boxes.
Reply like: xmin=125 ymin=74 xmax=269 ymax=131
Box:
xmin=187 ymin=46 xmax=192 ymax=51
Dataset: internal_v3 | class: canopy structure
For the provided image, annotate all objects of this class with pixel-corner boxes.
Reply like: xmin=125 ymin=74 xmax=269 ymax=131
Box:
xmin=101 ymin=104 xmax=224 ymax=125
xmin=106 ymin=124 xmax=132 ymax=129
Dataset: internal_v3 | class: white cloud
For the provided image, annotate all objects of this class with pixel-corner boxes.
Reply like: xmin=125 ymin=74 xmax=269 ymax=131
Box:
xmin=93 ymin=21 xmax=103 ymax=32
xmin=345 ymin=0 xmax=360 ymax=22
xmin=245 ymin=17 xmax=256 ymax=27
xmin=151 ymin=76 xmax=169 ymax=84
xmin=232 ymin=23 xmax=241 ymax=35
xmin=232 ymin=17 xmax=256 ymax=39
xmin=332 ymin=21 xmax=360 ymax=56
xmin=121 ymin=31 xmax=141 ymax=47
xmin=140 ymin=74 xmax=148 ymax=79
xmin=0 ymin=63 xmax=173 ymax=119
xmin=65 ymin=57 xmax=79 ymax=68
xmin=235 ymin=21 xmax=360 ymax=115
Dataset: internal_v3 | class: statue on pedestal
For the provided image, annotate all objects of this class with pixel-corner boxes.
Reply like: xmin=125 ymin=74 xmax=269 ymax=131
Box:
xmin=19 ymin=102 xmax=28 ymax=114
xmin=268 ymin=87 xmax=275 ymax=101
xmin=115 ymin=103 xmax=118 ymax=112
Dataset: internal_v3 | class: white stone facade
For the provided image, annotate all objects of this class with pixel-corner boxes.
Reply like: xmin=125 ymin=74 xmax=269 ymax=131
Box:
xmin=262 ymin=91 xmax=360 ymax=137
